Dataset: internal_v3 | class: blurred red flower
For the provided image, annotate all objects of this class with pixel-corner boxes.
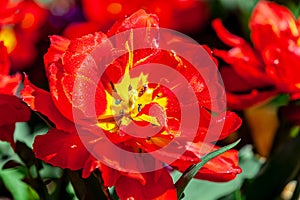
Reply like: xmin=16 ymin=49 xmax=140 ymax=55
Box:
xmin=64 ymin=0 xmax=210 ymax=38
xmin=0 ymin=0 xmax=23 ymax=25
xmin=0 ymin=0 xmax=48 ymax=70
xmin=0 ymin=42 xmax=30 ymax=148
xmin=22 ymin=10 xmax=241 ymax=199
xmin=212 ymin=1 xmax=300 ymax=109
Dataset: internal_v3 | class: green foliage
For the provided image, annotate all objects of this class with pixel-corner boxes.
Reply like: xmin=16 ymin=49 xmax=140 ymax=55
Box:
xmin=0 ymin=122 xmax=76 ymax=200
xmin=0 ymin=167 xmax=39 ymax=200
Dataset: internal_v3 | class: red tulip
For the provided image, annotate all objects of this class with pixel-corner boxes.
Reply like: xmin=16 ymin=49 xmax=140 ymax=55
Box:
xmin=0 ymin=0 xmax=23 ymax=25
xmin=212 ymin=1 xmax=300 ymax=109
xmin=22 ymin=10 xmax=241 ymax=199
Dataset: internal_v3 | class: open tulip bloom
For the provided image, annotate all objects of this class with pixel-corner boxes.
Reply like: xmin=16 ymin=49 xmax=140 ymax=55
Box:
xmin=18 ymin=9 xmax=244 ymax=200
xmin=2 ymin=0 xmax=300 ymax=199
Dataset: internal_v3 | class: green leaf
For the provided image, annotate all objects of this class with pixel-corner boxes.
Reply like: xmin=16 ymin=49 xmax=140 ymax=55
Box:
xmin=0 ymin=141 xmax=22 ymax=169
xmin=0 ymin=167 xmax=39 ymax=200
xmin=175 ymin=139 xmax=241 ymax=199
xmin=268 ymin=94 xmax=290 ymax=107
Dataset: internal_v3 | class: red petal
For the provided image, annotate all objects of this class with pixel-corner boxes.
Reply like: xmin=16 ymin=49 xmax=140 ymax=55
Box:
xmin=220 ymin=66 xmax=271 ymax=94
xmin=43 ymin=36 xmax=74 ymax=120
xmin=212 ymin=19 xmax=248 ymax=47
xmin=99 ymin=164 xmax=122 ymax=187
xmin=99 ymin=164 xmax=146 ymax=188
xmin=226 ymin=90 xmax=277 ymax=110
xmin=194 ymin=148 xmax=242 ymax=182
xmin=44 ymin=35 xmax=70 ymax=70
xmin=0 ymin=124 xmax=16 ymax=149
xmin=0 ymin=94 xmax=30 ymax=126
xmin=107 ymin=9 xmax=159 ymax=37
xmin=21 ymin=77 xmax=75 ymax=132
xmin=250 ymin=1 xmax=299 ymax=51
xmin=212 ymin=19 xmax=265 ymax=77
xmin=115 ymin=168 xmax=177 ymax=200
xmin=213 ymin=45 xmax=267 ymax=87
xmin=217 ymin=111 xmax=242 ymax=139
xmin=146 ymin=49 xmax=216 ymax=111
xmin=196 ymin=111 xmax=242 ymax=142
xmin=219 ymin=67 xmax=277 ymax=109
xmin=212 ymin=19 xmax=280 ymax=108
xmin=44 ymin=33 xmax=109 ymax=121
xmin=263 ymin=45 xmax=300 ymax=95
xmin=0 ymin=73 xmax=21 ymax=95
xmin=184 ymin=107 xmax=241 ymax=143
xmin=62 ymin=32 xmax=108 ymax=73
xmin=82 ymin=155 xmax=101 ymax=178
xmin=171 ymin=142 xmax=242 ymax=182
xmin=33 ymin=128 xmax=91 ymax=171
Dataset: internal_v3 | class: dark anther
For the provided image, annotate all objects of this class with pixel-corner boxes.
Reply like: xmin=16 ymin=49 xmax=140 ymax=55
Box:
xmin=128 ymin=84 xmax=132 ymax=91
xmin=138 ymin=104 xmax=142 ymax=112
xmin=110 ymin=81 xmax=117 ymax=92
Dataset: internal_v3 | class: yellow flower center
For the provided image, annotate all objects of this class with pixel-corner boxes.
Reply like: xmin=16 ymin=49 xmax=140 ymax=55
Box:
xmin=97 ymin=38 xmax=167 ymax=134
